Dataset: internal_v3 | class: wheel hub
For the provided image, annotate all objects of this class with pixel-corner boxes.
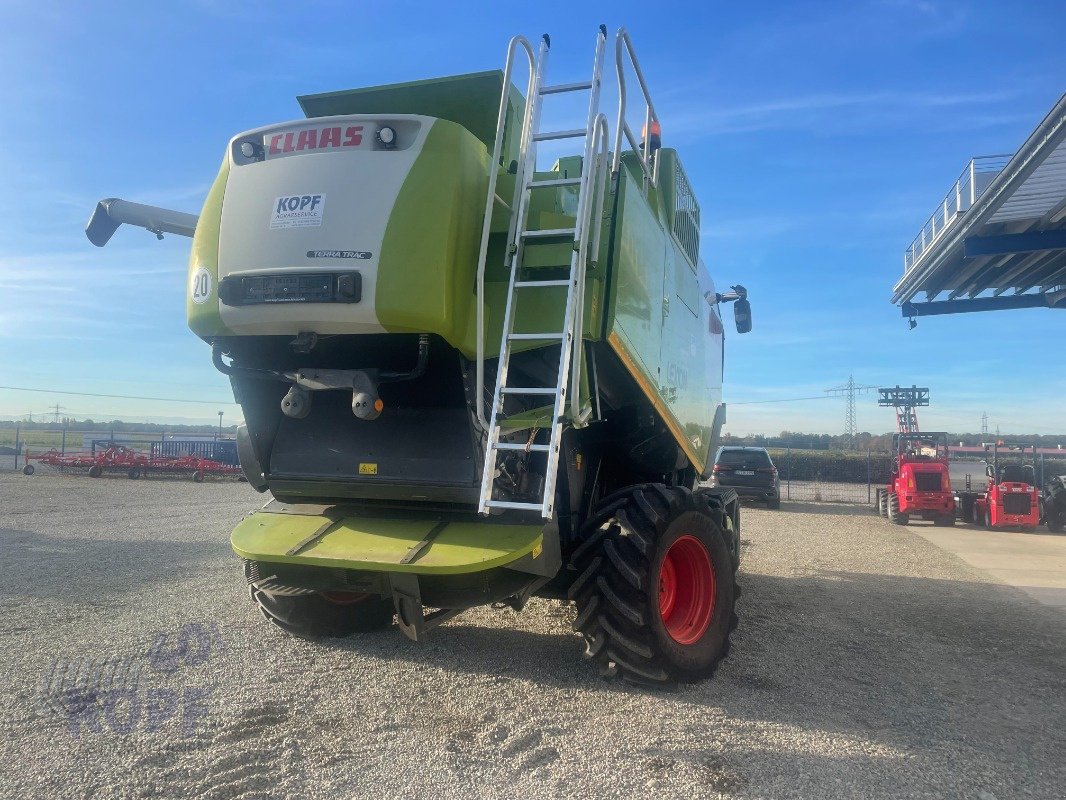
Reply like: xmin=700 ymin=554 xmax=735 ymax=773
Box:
xmin=657 ymin=535 xmax=716 ymax=645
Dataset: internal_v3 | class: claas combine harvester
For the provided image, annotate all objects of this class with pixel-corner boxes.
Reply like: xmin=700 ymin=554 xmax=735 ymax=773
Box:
xmin=86 ymin=27 xmax=753 ymax=685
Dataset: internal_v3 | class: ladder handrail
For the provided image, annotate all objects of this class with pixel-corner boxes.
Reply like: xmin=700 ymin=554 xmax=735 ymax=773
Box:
xmin=570 ymin=113 xmax=610 ymax=425
xmin=475 ymin=35 xmax=538 ymax=432
xmin=611 ymin=27 xmax=660 ymax=191
xmin=565 ymin=28 xmax=609 ymax=427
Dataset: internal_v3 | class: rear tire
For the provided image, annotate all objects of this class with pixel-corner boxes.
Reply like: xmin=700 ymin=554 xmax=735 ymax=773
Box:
xmin=1045 ymin=481 xmax=1065 ymax=532
xmin=22 ymin=464 xmax=34 ymax=476
xmin=879 ymin=490 xmax=888 ymax=517
xmin=568 ymin=484 xmax=737 ymax=687
xmin=245 ymin=562 xmax=394 ymax=638
xmin=887 ymin=493 xmax=908 ymax=525
xmin=127 ymin=468 xmax=141 ymax=480
xmin=983 ymin=507 xmax=992 ymax=530
xmin=88 ymin=465 xmax=102 ymax=478
xmin=766 ymin=496 xmax=780 ymax=510
xmin=192 ymin=470 xmax=205 ymax=483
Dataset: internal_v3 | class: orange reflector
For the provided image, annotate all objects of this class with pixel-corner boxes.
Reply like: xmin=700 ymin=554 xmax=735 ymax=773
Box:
xmin=642 ymin=120 xmax=662 ymax=138
xmin=374 ymin=398 xmax=384 ymax=413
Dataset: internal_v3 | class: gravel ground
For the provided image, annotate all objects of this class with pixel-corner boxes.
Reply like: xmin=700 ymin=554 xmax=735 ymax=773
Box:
xmin=1 ymin=472 xmax=1063 ymax=800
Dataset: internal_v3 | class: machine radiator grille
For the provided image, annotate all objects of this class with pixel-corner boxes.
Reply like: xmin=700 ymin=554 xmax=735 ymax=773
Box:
xmin=915 ymin=472 xmax=943 ymax=492
xmin=1003 ymin=494 xmax=1032 ymax=515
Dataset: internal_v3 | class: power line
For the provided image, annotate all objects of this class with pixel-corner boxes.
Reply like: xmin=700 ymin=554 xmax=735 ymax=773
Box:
xmin=730 ymin=395 xmax=837 ymax=405
xmin=0 ymin=384 xmax=234 ymax=405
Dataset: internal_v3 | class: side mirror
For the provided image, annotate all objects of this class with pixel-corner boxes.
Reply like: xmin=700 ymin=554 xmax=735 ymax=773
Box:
xmin=734 ymin=298 xmax=752 ymax=334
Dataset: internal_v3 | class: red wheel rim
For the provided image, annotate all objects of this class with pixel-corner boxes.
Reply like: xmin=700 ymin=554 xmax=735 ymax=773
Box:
xmin=658 ymin=535 xmax=716 ymax=645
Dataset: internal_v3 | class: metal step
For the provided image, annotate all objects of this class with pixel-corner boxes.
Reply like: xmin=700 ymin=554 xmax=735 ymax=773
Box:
xmin=540 ymin=81 xmax=592 ymax=95
xmin=514 ymin=279 xmax=572 ymax=288
xmin=500 ymin=386 xmax=559 ymax=395
xmin=532 ymin=129 xmax=586 ymax=141
xmin=528 ymin=177 xmax=582 ymax=188
xmin=521 ymin=227 xmax=576 ymax=238
xmin=494 ymin=442 xmax=551 ymax=452
xmin=485 ymin=500 xmax=544 ymax=511
xmin=508 ymin=332 xmax=566 ymax=341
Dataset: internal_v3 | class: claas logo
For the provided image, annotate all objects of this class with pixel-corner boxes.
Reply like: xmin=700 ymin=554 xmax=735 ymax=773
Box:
xmin=267 ymin=126 xmax=364 ymax=155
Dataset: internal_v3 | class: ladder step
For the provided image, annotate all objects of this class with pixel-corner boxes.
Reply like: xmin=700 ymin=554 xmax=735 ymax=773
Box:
xmin=514 ymin=279 xmax=572 ymax=288
xmin=485 ymin=500 xmax=543 ymax=512
xmin=494 ymin=442 xmax=551 ymax=452
xmin=528 ymin=177 xmax=582 ymax=188
xmin=500 ymin=387 xmax=559 ymax=395
xmin=521 ymin=227 xmax=576 ymax=239
xmin=508 ymin=333 xmax=565 ymax=341
xmin=540 ymin=81 xmax=592 ymax=95
xmin=532 ymin=129 xmax=586 ymax=142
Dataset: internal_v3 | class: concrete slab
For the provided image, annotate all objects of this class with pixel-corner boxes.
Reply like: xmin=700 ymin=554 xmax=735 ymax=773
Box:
xmin=912 ymin=523 xmax=1066 ymax=611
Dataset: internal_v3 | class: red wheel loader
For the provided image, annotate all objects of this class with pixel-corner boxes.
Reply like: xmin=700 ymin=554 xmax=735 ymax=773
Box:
xmin=875 ymin=432 xmax=955 ymax=526
xmin=959 ymin=444 xmax=1041 ymax=531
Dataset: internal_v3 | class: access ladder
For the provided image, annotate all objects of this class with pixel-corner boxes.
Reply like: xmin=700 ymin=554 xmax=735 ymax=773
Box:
xmin=475 ymin=27 xmax=610 ymax=519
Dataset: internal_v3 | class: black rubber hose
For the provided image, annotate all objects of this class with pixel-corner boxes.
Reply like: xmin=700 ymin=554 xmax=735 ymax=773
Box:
xmin=211 ymin=342 xmax=291 ymax=382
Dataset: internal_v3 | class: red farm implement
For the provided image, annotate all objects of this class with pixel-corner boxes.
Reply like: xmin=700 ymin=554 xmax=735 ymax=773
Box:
xmin=24 ymin=445 xmax=241 ymax=482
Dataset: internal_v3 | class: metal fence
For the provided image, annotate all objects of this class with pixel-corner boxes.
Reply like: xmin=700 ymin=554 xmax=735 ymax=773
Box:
xmin=0 ymin=427 xmax=237 ymax=470
xmin=768 ymin=448 xmax=891 ymax=504
xmin=767 ymin=448 xmax=1066 ymax=505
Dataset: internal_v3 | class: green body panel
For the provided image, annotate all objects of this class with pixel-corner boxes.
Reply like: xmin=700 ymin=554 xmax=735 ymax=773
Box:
xmin=299 ymin=71 xmax=525 ymax=161
xmin=186 ymin=157 xmax=231 ymax=338
xmin=232 ymin=510 xmax=543 ymax=575
xmin=604 ymin=157 xmax=721 ymax=471
xmin=376 ymin=119 xmax=489 ymax=346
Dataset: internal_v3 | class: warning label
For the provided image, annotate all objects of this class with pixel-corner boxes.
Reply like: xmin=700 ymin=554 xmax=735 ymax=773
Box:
xmin=270 ymin=194 xmax=325 ymax=230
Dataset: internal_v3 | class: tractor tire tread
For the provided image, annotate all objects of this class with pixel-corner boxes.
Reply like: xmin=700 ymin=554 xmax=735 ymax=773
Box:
xmin=569 ymin=484 xmax=736 ymax=686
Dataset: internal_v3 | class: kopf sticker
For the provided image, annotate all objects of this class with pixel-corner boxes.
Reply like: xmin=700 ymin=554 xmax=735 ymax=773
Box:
xmin=270 ymin=194 xmax=325 ymax=230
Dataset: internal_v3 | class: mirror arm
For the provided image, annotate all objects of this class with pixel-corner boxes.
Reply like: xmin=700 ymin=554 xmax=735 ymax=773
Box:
xmin=710 ymin=284 xmax=748 ymax=304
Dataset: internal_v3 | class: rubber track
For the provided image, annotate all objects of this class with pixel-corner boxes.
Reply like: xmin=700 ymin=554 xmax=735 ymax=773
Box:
xmin=567 ymin=485 xmax=739 ymax=688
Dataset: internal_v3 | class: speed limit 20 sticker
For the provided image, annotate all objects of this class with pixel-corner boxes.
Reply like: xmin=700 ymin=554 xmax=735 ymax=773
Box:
xmin=190 ymin=267 xmax=213 ymax=305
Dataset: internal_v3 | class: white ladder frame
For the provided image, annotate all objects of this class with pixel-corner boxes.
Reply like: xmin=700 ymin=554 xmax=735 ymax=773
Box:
xmin=475 ymin=28 xmax=608 ymax=518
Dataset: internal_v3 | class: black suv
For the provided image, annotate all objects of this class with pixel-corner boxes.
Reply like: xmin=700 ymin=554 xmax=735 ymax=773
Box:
xmin=711 ymin=446 xmax=780 ymax=508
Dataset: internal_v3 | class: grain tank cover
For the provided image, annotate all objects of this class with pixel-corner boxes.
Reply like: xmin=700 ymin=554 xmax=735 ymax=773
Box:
xmin=298 ymin=70 xmax=517 ymax=149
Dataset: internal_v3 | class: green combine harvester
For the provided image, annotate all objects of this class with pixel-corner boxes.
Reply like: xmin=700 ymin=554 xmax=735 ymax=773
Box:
xmin=87 ymin=27 xmax=753 ymax=686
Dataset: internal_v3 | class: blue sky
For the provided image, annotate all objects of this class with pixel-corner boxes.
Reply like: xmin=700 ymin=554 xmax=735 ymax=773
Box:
xmin=0 ymin=0 xmax=1063 ymax=434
